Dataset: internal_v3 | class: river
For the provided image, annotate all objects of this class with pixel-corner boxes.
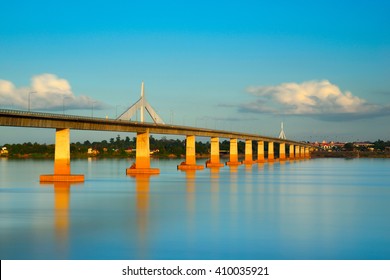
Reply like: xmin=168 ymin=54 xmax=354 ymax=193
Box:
xmin=0 ymin=157 xmax=389 ymax=259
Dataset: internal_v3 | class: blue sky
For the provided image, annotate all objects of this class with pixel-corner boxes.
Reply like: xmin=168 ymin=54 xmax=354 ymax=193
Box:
xmin=1 ymin=0 xmax=389 ymax=143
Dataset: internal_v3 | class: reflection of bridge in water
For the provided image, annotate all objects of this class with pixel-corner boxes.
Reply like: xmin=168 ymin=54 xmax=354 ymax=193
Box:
xmin=40 ymin=181 xmax=76 ymax=259
xmin=42 ymin=175 xmax=154 ymax=259
xmin=0 ymin=108 xmax=313 ymax=182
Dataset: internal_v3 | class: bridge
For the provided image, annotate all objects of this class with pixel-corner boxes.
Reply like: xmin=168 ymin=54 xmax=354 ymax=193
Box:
xmin=0 ymin=109 xmax=313 ymax=182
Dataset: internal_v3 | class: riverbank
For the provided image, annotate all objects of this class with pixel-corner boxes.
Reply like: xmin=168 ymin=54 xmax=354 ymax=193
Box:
xmin=3 ymin=151 xmax=390 ymax=159
xmin=0 ymin=153 xmax=214 ymax=160
xmin=310 ymin=150 xmax=390 ymax=158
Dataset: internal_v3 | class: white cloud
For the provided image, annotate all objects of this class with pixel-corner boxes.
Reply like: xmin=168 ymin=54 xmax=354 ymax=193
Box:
xmin=32 ymin=73 xmax=72 ymax=96
xmin=242 ymin=80 xmax=389 ymax=121
xmin=0 ymin=73 xmax=107 ymax=111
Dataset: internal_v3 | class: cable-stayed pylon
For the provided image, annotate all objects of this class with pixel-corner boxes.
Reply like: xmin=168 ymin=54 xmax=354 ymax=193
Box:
xmin=116 ymin=82 xmax=165 ymax=124
xmin=278 ymin=122 xmax=286 ymax=139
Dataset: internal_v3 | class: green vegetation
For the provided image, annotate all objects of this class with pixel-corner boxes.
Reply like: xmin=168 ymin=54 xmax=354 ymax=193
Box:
xmin=0 ymin=135 xmax=245 ymax=159
xmin=1 ymin=142 xmax=55 ymax=158
xmin=372 ymin=140 xmax=390 ymax=151
xmin=1 ymin=137 xmax=389 ymax=159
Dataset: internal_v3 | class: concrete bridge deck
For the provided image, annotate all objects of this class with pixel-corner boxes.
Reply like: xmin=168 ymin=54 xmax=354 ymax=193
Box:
xmin=0 ymin=109 xmax=313 ymax=181
xmin=0 ymin=109 xmax=309 ymax=147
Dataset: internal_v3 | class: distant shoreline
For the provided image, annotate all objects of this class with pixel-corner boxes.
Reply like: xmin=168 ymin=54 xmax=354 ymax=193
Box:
xmin=310 ymin=151 xmax=390 ymax=159
xmin=2 ymin=151 xmax=390 ymax=159
xmin=0 ymin=153 xmax=214 ymax=160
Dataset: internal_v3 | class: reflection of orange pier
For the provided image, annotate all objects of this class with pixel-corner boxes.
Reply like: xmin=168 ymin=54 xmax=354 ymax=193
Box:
xmin=40 ymin=181 xmax=82 ymax=258
xmin=128 ymin=173 xmax=154 ymax=259
xmin=52 ymin=182 xmax=73 ymax=239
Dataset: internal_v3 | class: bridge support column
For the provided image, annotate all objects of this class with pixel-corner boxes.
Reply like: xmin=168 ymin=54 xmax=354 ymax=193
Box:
xmin=279 ymin=143 xmax=286 ymax=161
xmin=300 ymin=146 xmax=305 ymax=159
xmin=243 ymin=139 xmax=255 ymax=164
xmin=127 ymin=130 xmax=160 ymax=175
xmin=295 ymin=145 xmax=301 ymax=159
xmin=289 ymin=144 xmax=295 ymax=160
xmin=206 ymin=137 xmax=224 ymax=168
xmin=40 ymin=128 xmax=84 ymax=182
xmin=305 ymin=147 xmax=310 ymax=158
xmin=226 ymin=138 xmax=242 ymax=166
xmin=257 ymin=141 xmax=265 ymax=163
xmin=178 ymin=135 xmax=204 ymax=170
xmin=267 ymin=142 xmax=274 ymax=162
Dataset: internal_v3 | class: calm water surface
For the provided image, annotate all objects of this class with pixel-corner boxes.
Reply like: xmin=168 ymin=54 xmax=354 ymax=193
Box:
xmin=0 ymin=158 xmax=389 ymax=260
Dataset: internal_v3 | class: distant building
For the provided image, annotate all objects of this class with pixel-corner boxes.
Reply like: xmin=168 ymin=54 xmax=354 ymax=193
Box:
xmin=353 ymin=142 xmax=374 ymax=148
xmin=87 ymin=148 xmax=99 ymax=156
xmin=353 ymin=142 xmax=374 ymax=151
xmin=312 ymin=141 xmax=345 ymax=151
xmin=312 ymin=141 xmax=375 ymax=152
xmin=332 ymin=142 xmax=345 ymax=149
xmin=1 ymin=147 xmax=8 ymax=156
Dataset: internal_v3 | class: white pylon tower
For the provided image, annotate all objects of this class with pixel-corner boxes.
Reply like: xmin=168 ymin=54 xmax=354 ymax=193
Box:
xmin=278 ymin=122 xmax=286 ymax=139
xmin=116 ymin=82 xmax=165 ymax=124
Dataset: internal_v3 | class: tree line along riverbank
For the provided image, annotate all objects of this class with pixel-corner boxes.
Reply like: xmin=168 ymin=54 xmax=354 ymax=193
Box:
xmin=1 ymin=136 xmax=237 ymax=159
xmin=1 ymin=136 xmax=389 ymax=159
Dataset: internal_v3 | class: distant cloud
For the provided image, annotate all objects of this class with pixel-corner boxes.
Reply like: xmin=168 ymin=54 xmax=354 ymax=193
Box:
xmin=0 ymin=73 xmax=107 ymax=111
xmin=240 ymin=80 xmax=390 ymax=121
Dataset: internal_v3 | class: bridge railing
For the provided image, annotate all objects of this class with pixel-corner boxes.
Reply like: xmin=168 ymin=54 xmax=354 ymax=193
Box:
xmin=0 ymin=108 xmax=109 ymax=122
